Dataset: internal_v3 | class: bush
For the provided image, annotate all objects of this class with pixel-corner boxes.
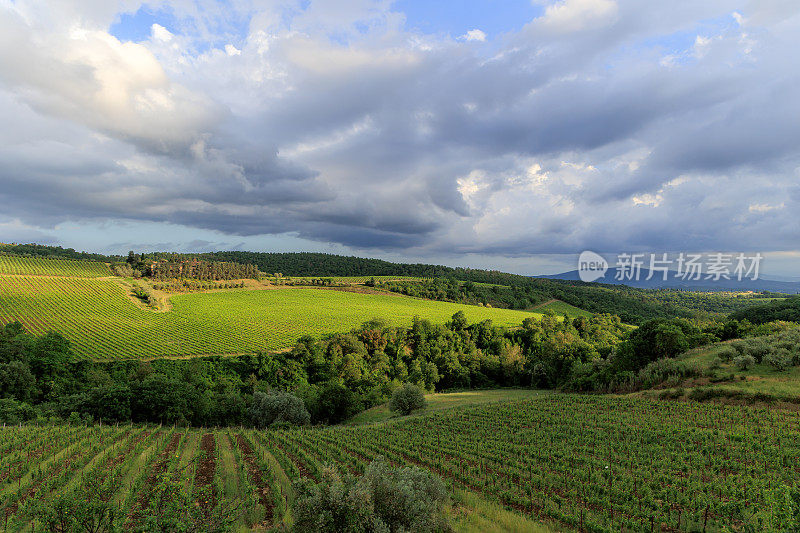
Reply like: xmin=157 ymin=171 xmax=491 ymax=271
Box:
xmin=249 ymin=390 xmax=310 ymax=428
xmin=0 ymin=398 xmax=38 ymax=424
xmin=744 ymin=339 xmax=771 ymax=363
xmin=733 ymin=354 xmax=756 ymax=371
xmin=716 ymin=345 xmax=737 ymax=362
xmin=635 ymin=358 xmax=701 ymax=389
xmin=291 ymin=457 xmax=451 ymax=533
xmin=389 ymin=383 xmax=427 ymax=415
xmin=764 ymin=350 xmax=794 ymax=372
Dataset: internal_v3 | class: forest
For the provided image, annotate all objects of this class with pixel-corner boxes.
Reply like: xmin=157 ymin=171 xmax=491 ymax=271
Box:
xmin=729 ymin=295 xmax=800 ymax=324
xmin=4 ymin=309 xmax=784 ymax=427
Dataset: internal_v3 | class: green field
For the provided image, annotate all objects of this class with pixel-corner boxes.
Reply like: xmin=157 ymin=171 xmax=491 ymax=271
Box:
xmin=0 ymin=274 xmax=542 ymax=360
xmin=2 ymin=393 xmax=798 ymax=532
xmin=534 ymin=299 xmax=595 ymax=317
xmin=347 ymin=388 xmax=549 ymax=425
xmin=0 ymin=255 xmax=110 ymax=277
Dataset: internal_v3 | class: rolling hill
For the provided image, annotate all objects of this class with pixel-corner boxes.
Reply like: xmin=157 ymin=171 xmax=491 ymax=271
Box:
xmin=0 ymin=256 xmax=543 ymax=360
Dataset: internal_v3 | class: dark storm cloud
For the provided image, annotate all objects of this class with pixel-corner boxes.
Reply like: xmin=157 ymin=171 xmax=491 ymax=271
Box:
xmin=1 ymin=0 xmax=800 ymax=256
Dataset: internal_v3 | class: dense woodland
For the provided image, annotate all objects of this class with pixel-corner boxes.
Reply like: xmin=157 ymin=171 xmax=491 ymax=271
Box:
xmin=0 ymin=243 xmax=117 ymax=262
xmin=729 ymin=296 xmax=800 ymax=324
xmin=0 ymin=313 xmax=624 ymax=425
xmin=3 ymin=308 xmax=787 ymax=426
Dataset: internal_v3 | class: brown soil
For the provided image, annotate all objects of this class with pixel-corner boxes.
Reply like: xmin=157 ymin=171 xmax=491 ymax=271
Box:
xmin=233 ymin=434 xmax=275 ymax=525
xmin=194 ymin=433 xmax=217 ymax=518
xmin=128 ymin=432 xmax=182 ymax=527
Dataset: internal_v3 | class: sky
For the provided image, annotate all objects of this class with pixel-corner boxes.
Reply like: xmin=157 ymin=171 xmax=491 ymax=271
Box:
xmin=1 ymin=0 xmax=799 ymax=276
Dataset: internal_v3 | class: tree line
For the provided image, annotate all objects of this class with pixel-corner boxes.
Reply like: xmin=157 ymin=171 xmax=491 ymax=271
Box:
xmin=2 ymin=310 xmax=794 ymax=426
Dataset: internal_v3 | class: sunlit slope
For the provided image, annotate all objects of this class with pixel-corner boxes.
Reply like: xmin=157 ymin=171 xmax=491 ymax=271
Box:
xmin=0 ymin=255 xmax=110 ymax=277
xmin=0 ymin=276 xmax=541 ymax=360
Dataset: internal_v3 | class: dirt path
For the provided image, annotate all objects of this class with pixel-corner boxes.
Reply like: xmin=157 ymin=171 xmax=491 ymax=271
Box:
xmin=530 ymin=298 xmax=559 ymax=309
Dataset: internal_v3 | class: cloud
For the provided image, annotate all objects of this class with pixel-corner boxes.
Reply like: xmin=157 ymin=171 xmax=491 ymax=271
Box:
xmin=1 ymin=0 xmax=800 ymax=258
xmin=462 ymin=29 xmax=486 ymax=42
xmin=538 ymin=0 xmax=619 ymax=33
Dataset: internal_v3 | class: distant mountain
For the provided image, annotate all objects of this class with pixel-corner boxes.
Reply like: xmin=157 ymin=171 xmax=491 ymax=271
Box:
xmin=537 ymin=267 xmax=800 ymax=294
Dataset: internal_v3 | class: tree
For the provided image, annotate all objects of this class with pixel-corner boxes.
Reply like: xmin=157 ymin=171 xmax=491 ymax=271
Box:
xmin=249 ymin=389 xmax=310 ymax=428
xmin=389 ymin=383 xmax=426 ymax=415
xmin=309 ymin=382 xmax=363 ymax=424
xmin=450 ymin=311 xmax=468 ymax=331
xmin=0 ymin=361 xmax=36 ymax=401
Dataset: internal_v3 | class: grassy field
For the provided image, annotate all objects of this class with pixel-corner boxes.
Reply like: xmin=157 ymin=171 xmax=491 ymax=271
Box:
xmin=676 ymin=343 xmax=800 ymax=400
xmin=0 ymin=255 xmax=110 ymax=277
xmin=347 ymin=388 xmax=549 ymax=425
xmin=0 ymin=273 xmax=542 ymax=360
xmin=2 ymin=393 xmax=798 ymax=532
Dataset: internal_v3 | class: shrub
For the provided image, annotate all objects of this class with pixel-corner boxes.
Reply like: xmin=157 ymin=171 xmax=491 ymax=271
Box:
xmin=733 ymin=354 xmax=756 ymax=371
xmin=716 ymin=345 xmax=737 ymax=362
xmin=635 ymin=358 xmax=701 ymax=390
xmin=0 ymin=398 xmax=38 ymax=424
xmin=744 ymin=339 xmax=771 ymax=363
xmin=764 ymin=350 xmax=794 ymax=372
xmin=291 ymin=457 xmax=451 ymax=533
xmin=249 ymin=390 xmax=310 ymax=428
xmin=110 ymin=262 xmax=134 ymax=277
xmin=389 ymin=383 xmax=427 ymax=415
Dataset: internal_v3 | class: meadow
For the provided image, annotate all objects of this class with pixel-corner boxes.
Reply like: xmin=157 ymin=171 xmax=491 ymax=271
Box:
xmin=0 ymin=272 xmax=541 ymax=360
xmin=2 ymin=393 xmax=797 ymax=532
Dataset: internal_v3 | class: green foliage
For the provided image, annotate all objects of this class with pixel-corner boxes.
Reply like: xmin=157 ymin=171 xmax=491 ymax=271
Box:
xmin=734 ymin=353 xmax=756 ymax=370
xmin=32 ymin=477 xmax=118 ymax=533
xmin=634 ymin=358 xmax=702 ymax=390
xmin=728 ymin=328 xmax=800 ymax=371
xmin=613 ymin=318 xmax=706 ymax=372
xmin=0 ymin=275 xmax=540 ymax=359
xmin=0 ymin=397 xmax=38 ymax=423
xmin=139 ymin=468 xmax=239 ymax=533
xmin=275 ymin=395 xmax=800 ymax=532
xmin=304 ymin=382 xmax=364 ymax=425
xmin=249 ymin=390 xmax=310 ymax=428
xmin=0 ymin=360 xmax=36 ymax=401
xmin=291 ymin=458 xmax=451 ymax=533
xmin=730 ymin=296 xmax=800 ymax=325
xmin=0 ymin=243 xmax=115 ymax=262
xmin=389 ymin=383 xmax=427 ymax=415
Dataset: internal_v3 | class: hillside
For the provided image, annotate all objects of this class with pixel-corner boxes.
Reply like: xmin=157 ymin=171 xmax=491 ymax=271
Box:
xmin=0 ymin=257 xmax=544 ymax=360
xmin=3 ymin=244 xmax=782 ymax=324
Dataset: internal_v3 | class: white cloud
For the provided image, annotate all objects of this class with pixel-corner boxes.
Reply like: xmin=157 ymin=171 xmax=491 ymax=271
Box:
xmin=539 ymin=0 xmax=618 ymax=33
xmin=1 ymin=0 xmax=800 ymax=257
xmin=462 ymin=29 xmax=487 ymax=42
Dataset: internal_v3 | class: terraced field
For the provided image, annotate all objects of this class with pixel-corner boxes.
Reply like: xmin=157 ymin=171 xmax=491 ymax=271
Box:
xmin=2 ymin=394 xmax=798 ymax=532
xmin=0 ymin=272 xmax=540 ymax=360
xmin=0 ymin=255 xmax=110 ymax=277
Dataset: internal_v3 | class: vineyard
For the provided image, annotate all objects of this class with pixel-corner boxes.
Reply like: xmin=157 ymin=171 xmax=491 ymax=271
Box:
xmin=0 ymin=274 xmax=540 ymax=360
xmin=0 ymin=255 xmax=110 ymax=277
xmin=1 ymin=394 xmax=797 ymax=532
